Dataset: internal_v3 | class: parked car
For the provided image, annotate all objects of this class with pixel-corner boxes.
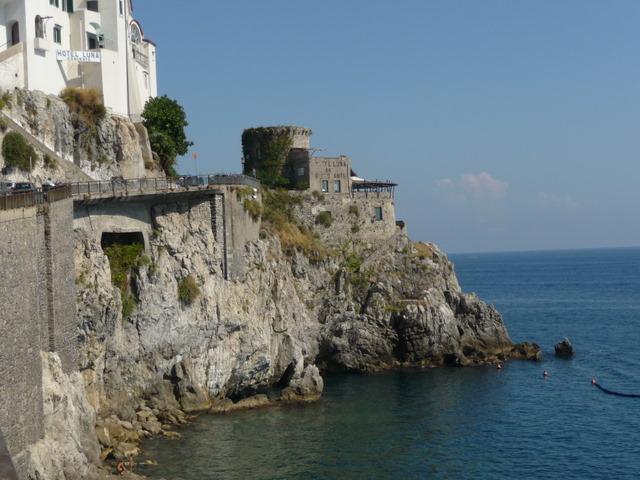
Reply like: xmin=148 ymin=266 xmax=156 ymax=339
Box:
xmin=12 ymin=182 xmax=35 ymax=192
xmin=0 ymin=182 xmax=14 ymax=193
xmin=42 ymin=178 xmax=56 ymax=191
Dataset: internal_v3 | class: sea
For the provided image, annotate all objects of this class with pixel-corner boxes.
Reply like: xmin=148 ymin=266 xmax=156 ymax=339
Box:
xmin=141 ymin=247 xmax=640 ymax=480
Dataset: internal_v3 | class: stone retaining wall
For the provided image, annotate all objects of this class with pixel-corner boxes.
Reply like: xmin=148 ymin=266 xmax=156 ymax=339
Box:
xmin=0 ymin=196 xmax=76 ymax=476
xmin=294 ymin=191 xmax=398 ymax=246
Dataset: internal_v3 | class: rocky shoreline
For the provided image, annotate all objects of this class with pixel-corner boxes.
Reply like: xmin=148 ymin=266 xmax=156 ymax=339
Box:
xmin=14 ymin=191 xmax=541 ymax=479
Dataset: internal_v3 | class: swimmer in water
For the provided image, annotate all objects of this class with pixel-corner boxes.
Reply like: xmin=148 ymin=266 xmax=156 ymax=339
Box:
xmin=543 ymin=370 xmax=549 ymax=378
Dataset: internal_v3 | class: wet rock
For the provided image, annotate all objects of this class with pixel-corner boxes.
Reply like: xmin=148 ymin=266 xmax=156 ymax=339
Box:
xmin=554 ymin=338 xmax=574 ymax=358
xmin=509 ymin=342 xmax=542 ymax=361
xmin=281 ymin=364 xmax=324 ymax=402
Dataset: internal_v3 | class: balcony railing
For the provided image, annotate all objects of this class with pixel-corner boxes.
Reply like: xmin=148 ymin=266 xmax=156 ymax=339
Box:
xmin=132 ymin=46 xmax=148 ymax=69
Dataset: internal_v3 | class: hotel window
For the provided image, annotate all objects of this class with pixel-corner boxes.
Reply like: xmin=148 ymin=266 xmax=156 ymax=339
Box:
xmin=333 ymin=180 xmax=341 ymax=193
xmin=87 ymin=32 xmax=99 ymax=50
xmin=53 ymin=25 xmax=62 ymax=44
xmin=321 ymin=180 xmax=329 ymax=193
xmin=62 ymin=0 xmax=73 ymax=12
xmin=374 ymin=207 xmax=383 ymax=221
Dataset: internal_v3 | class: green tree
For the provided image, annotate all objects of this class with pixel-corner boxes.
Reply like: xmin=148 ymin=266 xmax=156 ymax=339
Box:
xmin=2 ymin=132 xmax=37 ymax=172
xmin=142 ymin=95 xmax=193 ymax=176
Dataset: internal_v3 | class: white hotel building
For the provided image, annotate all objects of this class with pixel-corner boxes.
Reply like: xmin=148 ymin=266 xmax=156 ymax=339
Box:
xmin=0 ymin=0 xmax=157 ymax=118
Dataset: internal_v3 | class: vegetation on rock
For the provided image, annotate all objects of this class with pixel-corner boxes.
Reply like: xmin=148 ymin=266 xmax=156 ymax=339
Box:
xmin=262 ymin=189 xmax=326 ymax=262
xmin=315 ymin=211 xmax=333 ymax=228
xmin=2 ymin=131 xmax=37 ymax=171
xmin=142 ymin=95 xmax=193 ymax=177
xmin=243 ymin=198 xmax=262 ymax=221
xmin=60 ymin=87 xmax=106 ymax=126
xmin=241 ymin=127 xmax=294 ymax=187
xmin=103 ymin=243 xmax=149 ymax=318
xmin=178 ymin=275 xmax=201 ymax=305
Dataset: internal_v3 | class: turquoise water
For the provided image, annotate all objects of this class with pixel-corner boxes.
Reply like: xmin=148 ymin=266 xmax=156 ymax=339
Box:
xmin=142 ymin=248 xmax=640 ymax=479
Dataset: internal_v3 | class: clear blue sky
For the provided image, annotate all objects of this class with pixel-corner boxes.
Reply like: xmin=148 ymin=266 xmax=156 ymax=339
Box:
xmin=136 ymin=0 xmax=640 ymax=253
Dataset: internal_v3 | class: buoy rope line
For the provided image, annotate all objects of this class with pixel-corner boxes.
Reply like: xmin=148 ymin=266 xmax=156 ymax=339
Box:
xmin=592 ymin=379 xmax=640 ymax=398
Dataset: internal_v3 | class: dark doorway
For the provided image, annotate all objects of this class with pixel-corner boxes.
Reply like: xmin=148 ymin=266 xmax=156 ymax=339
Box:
xmin=101 ymin=231 xmax=145 ymax=250
xmin=10 ymin=22 xmax=19 ymax=46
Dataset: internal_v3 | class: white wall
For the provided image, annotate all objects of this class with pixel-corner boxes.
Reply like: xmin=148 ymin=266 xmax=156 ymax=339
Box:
xmin=24 ymin=0 xmax=72 ymax=95
xmin=0 ymin=0 xmax=156 ymax=119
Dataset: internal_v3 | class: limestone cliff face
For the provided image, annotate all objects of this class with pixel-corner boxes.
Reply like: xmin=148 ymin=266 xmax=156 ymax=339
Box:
xmin=74 ymin=198 xmax=518 ymax=430
xmin=0 ymin=88 xmax=160 ymax=183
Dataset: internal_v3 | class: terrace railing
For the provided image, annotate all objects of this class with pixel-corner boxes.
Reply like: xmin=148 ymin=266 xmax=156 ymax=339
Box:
xmin=0 ymin=185 xmax=71 ymax=211
xmin=70 ymin=174 xmax=260 ymax=199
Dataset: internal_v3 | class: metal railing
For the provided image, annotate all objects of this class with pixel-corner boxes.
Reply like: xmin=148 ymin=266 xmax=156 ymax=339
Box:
xmin=0 ymin=185 xmax=71 ymax=211
xmin=70 ymin=174 xmax=260 ymax=199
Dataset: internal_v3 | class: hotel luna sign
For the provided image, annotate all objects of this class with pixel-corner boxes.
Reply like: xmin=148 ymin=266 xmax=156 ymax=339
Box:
xmin=56 ymin=50 xmax=102 ymax=63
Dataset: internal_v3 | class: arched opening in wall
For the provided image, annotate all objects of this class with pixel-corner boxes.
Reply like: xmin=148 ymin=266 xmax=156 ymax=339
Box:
xmin=9 ymin=22 xmax=19 ymax=45
xmin=101 ymin=231 xmax=145 ymax=251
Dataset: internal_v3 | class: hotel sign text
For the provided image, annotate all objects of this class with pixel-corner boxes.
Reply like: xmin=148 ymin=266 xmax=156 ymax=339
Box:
xmin=56 ymin=50 xmax=102 ymax=63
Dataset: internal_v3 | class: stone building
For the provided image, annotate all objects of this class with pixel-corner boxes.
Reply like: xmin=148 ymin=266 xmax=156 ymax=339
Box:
xmin=0 ymin=0 xmax=157 ymax=118
xmin=242 ymin=125 xmax=399 ymax=243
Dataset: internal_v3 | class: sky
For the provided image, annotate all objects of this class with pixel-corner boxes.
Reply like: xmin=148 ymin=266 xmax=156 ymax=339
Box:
xmin=135 ymin=0 xmax=640 ymax=253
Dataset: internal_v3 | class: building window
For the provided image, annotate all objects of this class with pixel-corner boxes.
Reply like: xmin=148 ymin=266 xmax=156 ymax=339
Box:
xmin=53 ymin=25 xmax=62 ymax=44
xmin=10 ymin=22 xmax=19 ymax=46
xmin=321 ymin=180 xmax=329 ymax=193
xmin=35 ymin=16 xmax=44 ymax=39
xmin=50 ymin=0 xmax=60 ymax=7
xmin=87 ymin=32 xmax=99 ymax=50
xmin=297 ymin=167 xmax=305 ymax=177
xmin=87 ymin=0 xmax=99 ymax=12
xmin=130 ymin=23 xmax=142 ymax=44
xmin=374 ymin=207 xmax=383 ymax=221
xmin=62 ymin=0 xmax=74 ymax=13
xmin=119 ymin=0 xmax=124 ymax=15
xmin=333 ymin=180 xmax=341 ymax=193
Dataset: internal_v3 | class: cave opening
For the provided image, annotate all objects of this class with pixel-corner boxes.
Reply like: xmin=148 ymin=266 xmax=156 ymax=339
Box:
xmin=100 ymin=231 xmax=145 ymax=250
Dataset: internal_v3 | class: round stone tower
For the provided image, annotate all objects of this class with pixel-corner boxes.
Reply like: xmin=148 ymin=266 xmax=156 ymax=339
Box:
xmin=241 ymin=126 xmax=312 ymax=186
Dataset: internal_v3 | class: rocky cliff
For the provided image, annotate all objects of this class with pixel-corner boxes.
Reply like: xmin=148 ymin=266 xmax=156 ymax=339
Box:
xmin=38 ymin=193 xmax=538 ymax=479
xmin=0 ymin=88 xmax=161 ymax=184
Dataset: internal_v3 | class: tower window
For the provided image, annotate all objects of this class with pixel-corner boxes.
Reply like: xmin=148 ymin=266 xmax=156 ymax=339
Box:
xmin=321 ymin=180 xmax=329 ymax=193
xmin=333 ymin=180 xmax=341 ymax=193
xmin=53 ymin=25 xmax=62 ymax=44
xmin=374 ymin=207 xmax=383 ymax=221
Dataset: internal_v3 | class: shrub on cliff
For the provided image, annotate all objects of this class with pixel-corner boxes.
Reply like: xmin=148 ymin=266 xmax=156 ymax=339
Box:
xmin=243 ymin=198 xmax=262 ymax=221
xmin=315 ymin=211 xmax=333 ymax=228
xmin=142 ymin=95 xmax=193 ymax=177
xmin=103 ymin=243 xmax=148 ymax=318
xmin=262 ymin=189 xmax=326 ymax=262
xmin=178 ymin=275 xmax=201 ymax=305
xmin=2 ymin=131 xmax=36 ymax=171
xmin=60 ymin=87 xmax=106 ymax=126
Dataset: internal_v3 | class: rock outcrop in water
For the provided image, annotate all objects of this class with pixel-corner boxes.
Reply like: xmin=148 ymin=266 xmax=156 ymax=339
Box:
xmin=555 ymin=338 xmax=574 ymax=358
